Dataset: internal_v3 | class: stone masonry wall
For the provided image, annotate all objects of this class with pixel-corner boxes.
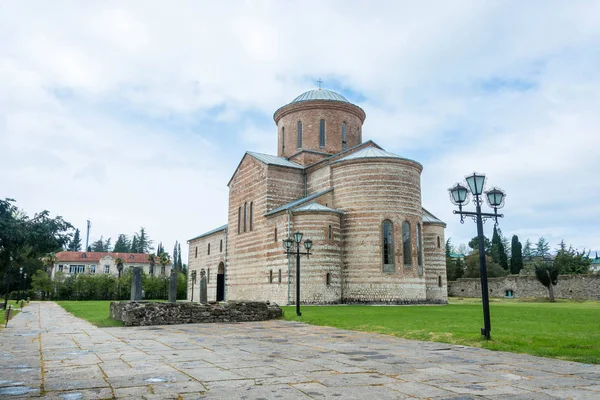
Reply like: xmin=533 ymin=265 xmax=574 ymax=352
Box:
xmin=423 ymin=223 xmax=447 ymax=303
xmin=275 ymin=101 xmax=365 ymax=162
xmin=187 ymin=230 xmax=226 ymax=302
xmin=332 ymin=158 xmax=430 ymax=303
xmin=448 ymin=274 xmax=600 ymax=300
xmin=110 ymin=301 xmax=282 ymax=326
xmin=227 ymin=157 xmax=304 ymax=304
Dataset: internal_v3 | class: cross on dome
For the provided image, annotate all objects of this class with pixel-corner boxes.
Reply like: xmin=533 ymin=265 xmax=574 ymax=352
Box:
xmin=317 ymin=78 xmax=323 ymax=89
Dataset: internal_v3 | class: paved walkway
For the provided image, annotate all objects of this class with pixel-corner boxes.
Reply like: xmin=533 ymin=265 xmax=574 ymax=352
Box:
xmin=0 ymin=303 xmax=599 ymax=399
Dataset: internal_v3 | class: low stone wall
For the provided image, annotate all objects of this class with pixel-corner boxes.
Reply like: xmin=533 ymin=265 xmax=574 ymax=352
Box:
xmin=110 ymin=301 xmax=283 ymax=326
xmin=448 ymin=274 xmax=600 ymax=300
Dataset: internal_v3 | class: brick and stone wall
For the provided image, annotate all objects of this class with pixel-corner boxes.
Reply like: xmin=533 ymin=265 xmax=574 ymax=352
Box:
xmin=448 ymin=274 xmax=600 ymax=300
xmin=423 ymin=223 xmax=447 ymax=302
xmin=274 ymin=101 xmax=365 ymax=162
xmin=187 ymin=229 xmax=226 ymax=302
xmin=110 ymin=301 xmax=282 ymax=326
xmin=331 ymin=157 xmax=429 ymax=303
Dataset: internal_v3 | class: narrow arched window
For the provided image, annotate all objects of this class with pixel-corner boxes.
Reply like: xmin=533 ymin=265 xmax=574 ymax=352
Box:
xmin=403 ymin=221 xmax=412 ymax=266
xmin=297 ymin=121 xmax=302 ymax=148
xmin=382 ymin=220 xmax=394 ymax=272
xmin=208 ymin=243 xmax=210 ymax=255
xmin=281 ymin=127 xmax=285 ymax=153
xmin=195 ymin=247 xmax=198 ymax=258
xmin=238 ymin=207 xmax=241 ymax=234
xmin=278 ymin=269 xmax=282 ymax=283
xmin=220 ymin=239 xmax=223 ymax=252
xmin=328 ymin=225 xmax=332 ymax=240
xmin=342 ymin=122 xmax=347 ymax=149
xmin=207 ymin=268 xmax=210 ymax=283
xmin=437 ymin=236 xmax=441 ymax=248
xmin=326 ymin=273 xmax=331 ymax=286
xmin=269 ymin=270 xmax=273 ymax=283
xmin=274 ymin=227 xmax=278 ymax=242
xmin=249 ymin=202 xmax=253 ymax=231
xmin=319 ymin=119 xmax=326 ymax=147
xmin=243 ymin=202 xmax=247 ymax=232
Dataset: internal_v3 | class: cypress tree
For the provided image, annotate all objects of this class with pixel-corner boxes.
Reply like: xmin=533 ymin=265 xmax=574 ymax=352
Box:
xmin=510 ymin=235 xmax=524 ymax=274
xmin=68 ymin=229 xmax=82 ymax=251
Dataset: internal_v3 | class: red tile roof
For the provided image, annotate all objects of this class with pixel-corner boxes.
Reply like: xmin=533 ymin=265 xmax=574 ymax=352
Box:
xmin=55 ymin=251 xmax=152 ymax=263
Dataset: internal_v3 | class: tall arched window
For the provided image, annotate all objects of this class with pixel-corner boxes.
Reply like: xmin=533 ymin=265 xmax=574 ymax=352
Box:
xmin=326 ymin=273 xmax=331 ymax=286
xmin=238 ymin=207 xmax=241 ymax=234
xmin=249 ymin=202 xmax=253 ymax=231
xmin=402 ymin=221 xmax=412 ymax=266
xmin=281 ymin=127 xmax=285 ymax=153
xmin=382 ymin=220 xmax=395 ymax=272
xmin=342 ymin=122 xmax=347 ymax=149
xmin=437 ymin=236 xmax=441 ymax=248
xmin=319 ymin=119 xmax=326 ymax=147
xmin=417 ymin=224 xmax=423 ymax=272
xmin=243 ymin=202 xmax=247 ymax=232
xmin=195 ymin=247 xmax=198 ymax=258
xmin=220 ymin=239 xmax=223 ymax=252
xmin=208 ymin=243 xmax=210 ymax=255
xmin=297 ymin=121 xmax=302 ymax=148
xmin=274 ymin=227 xmax=278 ymax=242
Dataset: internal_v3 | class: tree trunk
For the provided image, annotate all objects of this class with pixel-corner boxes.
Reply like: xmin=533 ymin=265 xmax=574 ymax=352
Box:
xmin=546 ymin=270 xmax=555 ymax=302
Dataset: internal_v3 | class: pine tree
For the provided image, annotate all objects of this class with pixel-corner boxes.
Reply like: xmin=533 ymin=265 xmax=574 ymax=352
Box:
xmin=491 ymin=226 xmax=501 ymax=264
xmin=113 ymin=234 xmax=131 ymax=252
xmin=156 ymin=242 xmax=164 ymax=256
xmin=510 ymin=235 xmax=524 ymax=274
xmin=523 ymin=239 xmax=533 ymax=260
xmin=136 ymin=227 xmax=153 ymax=254
xmin=172 ymin=241 xmax=179 ymax=271
xmin=536 ymin=237 xmax=551 ymax=258
xmin=90 ymin=236 xmax=111 ymax=252
xmin=131 ymin=235 xmax=139 ymax=253
xmin=68 ymin=229 xmax=82 ymax=251
xmin=177 ymin=242 xmax=182 ymax=269
xmin=445 ymin=238 xmax=453 ymax=258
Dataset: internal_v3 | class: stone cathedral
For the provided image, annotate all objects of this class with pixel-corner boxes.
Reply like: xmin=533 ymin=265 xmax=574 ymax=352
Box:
xmin=187 ymin=88 xmax=447 ymax=305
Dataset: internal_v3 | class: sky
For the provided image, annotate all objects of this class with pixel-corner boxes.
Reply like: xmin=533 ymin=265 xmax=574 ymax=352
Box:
xmin=2 ymin=1 xmax=599 ymax=263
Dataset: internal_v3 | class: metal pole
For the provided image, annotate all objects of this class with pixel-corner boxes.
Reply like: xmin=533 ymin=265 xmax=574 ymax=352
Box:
xmin=296 ymin=244 xmax=301 ymax=317
xmin=475 ymin=198 xmax=492 ymax=340
xmin=18 ymin=270 xmax=22 ymax=303
xmin=3 ymin=258 xmax=11 ymax=310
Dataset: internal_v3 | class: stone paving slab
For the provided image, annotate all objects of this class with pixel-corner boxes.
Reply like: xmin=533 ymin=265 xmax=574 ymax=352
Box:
xmin=0 ymin=302 xmax=598 ymax=399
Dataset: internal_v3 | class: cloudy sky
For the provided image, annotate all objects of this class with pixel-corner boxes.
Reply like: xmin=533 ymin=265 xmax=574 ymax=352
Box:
xmin=2 ymin=1 xmax=599 ymax=261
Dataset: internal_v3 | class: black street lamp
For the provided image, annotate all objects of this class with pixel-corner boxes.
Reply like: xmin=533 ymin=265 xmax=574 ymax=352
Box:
xmin=23 ymin=272 xmax=27 ymax=301
xmin=449 ymin=172 xmax=506 ymax=340
xmin=283 ymin=231 xmax=312 ymax=316
xmin=18 ymin=267 xmax=23 ymax=303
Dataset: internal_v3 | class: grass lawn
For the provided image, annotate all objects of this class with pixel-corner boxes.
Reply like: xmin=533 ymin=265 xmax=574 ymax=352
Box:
xmin=282 ymin=298 xmax=600 ymax=364
xmin=56 ymin=301 xmax=124 ymax=327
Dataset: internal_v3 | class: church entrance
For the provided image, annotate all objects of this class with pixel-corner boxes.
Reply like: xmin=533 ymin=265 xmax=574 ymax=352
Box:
xmin=216 ymin=262 xmax=225 ymax=301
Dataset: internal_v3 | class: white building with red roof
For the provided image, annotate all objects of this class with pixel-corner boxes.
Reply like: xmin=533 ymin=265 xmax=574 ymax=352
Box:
xmin=52 ymin=251 xmax=173 ymax=278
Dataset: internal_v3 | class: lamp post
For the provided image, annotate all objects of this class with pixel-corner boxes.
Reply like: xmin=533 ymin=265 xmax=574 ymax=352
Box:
xmin=23 ymin=272 xmax=27 ymax=301
xmin=3 ymin=256 xmax=12 ymax=310
xmin=283 ymin=231 xmax=312 ymax=316
xmin=18 ymin=267 xmax=23 ymax=303
xmin=449 ymin=172 xmax=506 ymax=340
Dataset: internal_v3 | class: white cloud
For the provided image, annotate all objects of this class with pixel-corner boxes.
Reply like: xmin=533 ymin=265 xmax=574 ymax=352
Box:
xmin=1 ymin=1 xmax=599 ymax=261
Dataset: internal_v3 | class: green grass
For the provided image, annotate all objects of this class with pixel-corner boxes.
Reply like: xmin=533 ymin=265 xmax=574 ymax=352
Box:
xmin=56 ymin=301 xmax=124 ymax=327
xmin=282 ymin=298 xmax=600 ymax=364
xmin=1 ymin=307 xmax=20 ymax=330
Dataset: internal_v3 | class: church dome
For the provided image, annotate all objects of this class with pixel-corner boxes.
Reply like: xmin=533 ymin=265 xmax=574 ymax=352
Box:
xmin=291 ymin=88 xmax=350 ymax=104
